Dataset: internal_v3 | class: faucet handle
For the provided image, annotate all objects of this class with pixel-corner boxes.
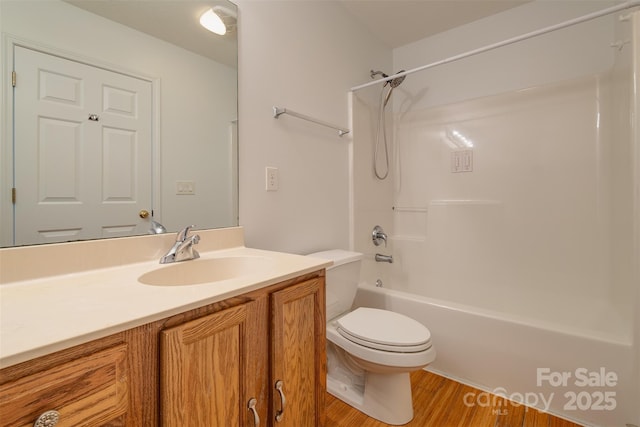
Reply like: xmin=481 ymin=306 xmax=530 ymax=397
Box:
xmin=372 ymin=225 xmax=388 ymax=247
xmin=176 ymin=225 xmax=196 ymax=242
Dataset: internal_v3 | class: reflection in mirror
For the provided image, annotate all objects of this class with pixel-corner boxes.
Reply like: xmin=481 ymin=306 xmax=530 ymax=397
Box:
xmin=0 ymin=0 xmax=238 ymax=248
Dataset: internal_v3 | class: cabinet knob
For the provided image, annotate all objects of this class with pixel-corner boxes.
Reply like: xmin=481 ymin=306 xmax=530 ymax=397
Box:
xmin=247 ymin=397 xmax=260 ymax=426
xmin=33 ymin=410 xmax=60 ymax=427
xmin=274 ymin=380 xmax=286 ymax=422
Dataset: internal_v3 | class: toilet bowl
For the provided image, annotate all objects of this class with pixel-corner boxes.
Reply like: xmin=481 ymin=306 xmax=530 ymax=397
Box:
xmin=308 ymin=250 xmax=436 ymax=425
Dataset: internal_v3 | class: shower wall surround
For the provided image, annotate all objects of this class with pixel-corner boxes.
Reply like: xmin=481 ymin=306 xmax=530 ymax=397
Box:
xmin=392 ymin=74 xmax=631 ymax=339
xmin=353 ymin=1 xmax=639 ymax=425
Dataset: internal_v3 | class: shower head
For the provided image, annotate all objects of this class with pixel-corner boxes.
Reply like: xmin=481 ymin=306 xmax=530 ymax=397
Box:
xmin=382 ymin=70 xmax=406 ymax=107
xmin=388 ymin=70 xmax=406 ymax=88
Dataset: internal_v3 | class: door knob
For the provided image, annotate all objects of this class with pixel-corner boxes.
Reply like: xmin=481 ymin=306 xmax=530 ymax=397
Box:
xmin=139 ymin=210 xmax=150 ymax=218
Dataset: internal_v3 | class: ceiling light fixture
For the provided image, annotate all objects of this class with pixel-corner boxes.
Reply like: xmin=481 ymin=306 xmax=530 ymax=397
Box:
xmin=200 ymin=8 xmax=226 ymax=35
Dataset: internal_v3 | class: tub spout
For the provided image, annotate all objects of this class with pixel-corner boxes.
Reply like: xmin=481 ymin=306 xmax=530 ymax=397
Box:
xmin=375 ymin=253 xmax=393 ymax=263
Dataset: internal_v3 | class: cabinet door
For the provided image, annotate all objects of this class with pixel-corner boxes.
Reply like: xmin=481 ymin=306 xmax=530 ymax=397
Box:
xmin=271 ymin=277 xmax=326 ymax=426
xmin=160 ymin=302 xmax=261 ymax=427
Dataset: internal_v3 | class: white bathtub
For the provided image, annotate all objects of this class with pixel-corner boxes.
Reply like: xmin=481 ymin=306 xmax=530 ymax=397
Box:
xmin=353 ymin=284 xmax=637 ymax=427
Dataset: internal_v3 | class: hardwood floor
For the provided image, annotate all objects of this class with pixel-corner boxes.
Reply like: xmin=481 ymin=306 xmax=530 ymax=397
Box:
xmin=325 ymin=370 xmax=584 ymax=427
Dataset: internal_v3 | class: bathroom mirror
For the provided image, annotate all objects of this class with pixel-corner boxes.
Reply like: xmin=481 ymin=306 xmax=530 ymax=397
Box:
xmin=0 ymin=0 xmax=238 ymax=247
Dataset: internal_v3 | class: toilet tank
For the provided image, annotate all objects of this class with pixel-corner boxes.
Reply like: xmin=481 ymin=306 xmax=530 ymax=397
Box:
xmin=307 ymin=250 xmax=363 ymax=321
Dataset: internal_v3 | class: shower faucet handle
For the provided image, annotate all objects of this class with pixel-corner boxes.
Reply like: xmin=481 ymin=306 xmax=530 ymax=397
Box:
xmin=372 ymin=225 xmax=388 ymax=247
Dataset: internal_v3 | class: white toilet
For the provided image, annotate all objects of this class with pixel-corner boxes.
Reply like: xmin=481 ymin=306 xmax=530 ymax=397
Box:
xmin=308 ymin=250 xmax=435 ymax=425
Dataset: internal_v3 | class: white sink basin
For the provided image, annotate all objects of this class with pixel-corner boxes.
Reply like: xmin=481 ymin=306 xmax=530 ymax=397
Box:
xmin=138 ymin=256 xmax=273 ymax=286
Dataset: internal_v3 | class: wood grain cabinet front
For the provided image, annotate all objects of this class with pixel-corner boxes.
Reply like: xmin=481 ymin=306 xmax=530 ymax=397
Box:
xmin=159 ymin=276 xmax=326 ymax=427
xmin=160 ymin=302 xmax=261 ymax=426
xmin=271 ymin=278 xmax=326 ymax=427
xmin=0 ymin=344 xmax=129 ymax=427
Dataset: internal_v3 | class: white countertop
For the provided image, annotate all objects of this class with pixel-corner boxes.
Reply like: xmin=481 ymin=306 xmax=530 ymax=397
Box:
xmin=0 ymin=246 xmax=331 ymax=368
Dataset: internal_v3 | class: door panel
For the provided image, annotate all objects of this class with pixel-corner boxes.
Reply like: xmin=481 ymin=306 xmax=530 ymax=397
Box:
xmin=160 ymin=303 xmax=253 ymax=427
xmin=13 ymin=46 xmax=153 ymax=245
xmin=38 ymin=117 xmax=82 ymax=203
xmin=102 ymin=126 xmax=137 ymax=201
xmin=38 ymin=67 xmax=83 ymax=106
xmin=271 ymin=278 xmax=327 ymax=427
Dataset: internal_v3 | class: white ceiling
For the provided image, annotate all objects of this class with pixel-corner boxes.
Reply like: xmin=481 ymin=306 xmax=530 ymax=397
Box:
xmin=339 ymin=0 xmax=531 ymax=48
xmin=65 ymin=0 xmax=238 ymax=67
xmin=65 ymin=0 xmax=531 ymax=67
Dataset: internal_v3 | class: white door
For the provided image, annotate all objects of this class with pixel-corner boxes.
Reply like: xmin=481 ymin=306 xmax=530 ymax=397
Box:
xmin=13 ymin=46 xmax=153 ymax=245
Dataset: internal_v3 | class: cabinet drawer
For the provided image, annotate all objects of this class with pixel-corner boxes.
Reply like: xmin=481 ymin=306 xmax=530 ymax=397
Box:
xmin=0 ymin=344 xmax=128 ymax=427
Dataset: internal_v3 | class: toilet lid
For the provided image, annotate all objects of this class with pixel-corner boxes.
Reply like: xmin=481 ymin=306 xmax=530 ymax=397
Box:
xmin=336 ymin=307 xmax=431 ymax=352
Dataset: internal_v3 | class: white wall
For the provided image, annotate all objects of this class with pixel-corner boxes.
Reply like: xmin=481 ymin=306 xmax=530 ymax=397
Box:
xmin=0 ymin=0 xmax=237 ymax=241
xmin=236 ymin=0 xmax=390 ymax=254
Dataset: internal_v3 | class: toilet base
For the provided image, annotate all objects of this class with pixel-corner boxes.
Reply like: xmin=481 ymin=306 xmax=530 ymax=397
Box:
xmin=327 ymin=370 xmax=414 ymax=425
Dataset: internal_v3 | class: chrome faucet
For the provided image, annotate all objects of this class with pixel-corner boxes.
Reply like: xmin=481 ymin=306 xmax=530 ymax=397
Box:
xmin=160 ymin=225 xmax=200 ymax=264
xmin=375 ymin=253 xmax=393 ymax=263
xmin=372 ymin=225 xmax=388 ymax=247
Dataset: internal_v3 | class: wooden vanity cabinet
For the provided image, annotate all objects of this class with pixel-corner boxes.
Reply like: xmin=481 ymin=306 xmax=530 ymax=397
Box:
xmin=0 ymin=343 xmax=130 ymax=426
xmin=0 ymin=271 xmax=326 ymax=427
xmin=159 ymin=275 xmax=326 ymax=427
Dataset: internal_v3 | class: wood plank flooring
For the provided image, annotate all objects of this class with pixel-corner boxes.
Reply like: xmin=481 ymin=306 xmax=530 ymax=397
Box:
xmin=325 ymin=370 xmax=584 ymax=427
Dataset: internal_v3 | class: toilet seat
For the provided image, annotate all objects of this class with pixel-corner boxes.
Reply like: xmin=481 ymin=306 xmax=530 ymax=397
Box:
xmin=336 ymin=308 xmax=432 ymax=353
xmin=327 ymin=320 xmax=436 ymax=370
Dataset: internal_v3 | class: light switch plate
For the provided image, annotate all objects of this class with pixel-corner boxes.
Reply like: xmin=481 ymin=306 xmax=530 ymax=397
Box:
xmin=176 ymin=181 xmax=195 ymax=195
xmin=266 ymin=167 xmax=279 ymax=191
